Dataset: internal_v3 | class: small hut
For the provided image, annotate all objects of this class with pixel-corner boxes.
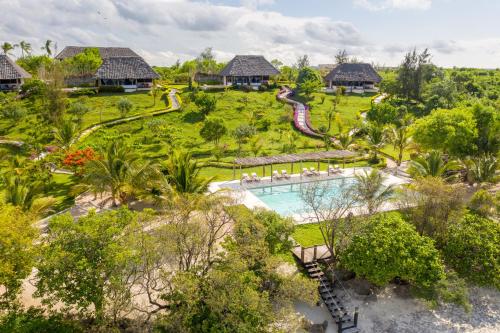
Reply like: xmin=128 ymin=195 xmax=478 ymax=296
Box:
xmin=324 ymin=63 xmax=381 ymax=93
xmin=220 ymin=55 xmax=279 ymax=87
xmin=0 ymin=54 xmax=32 ymax=91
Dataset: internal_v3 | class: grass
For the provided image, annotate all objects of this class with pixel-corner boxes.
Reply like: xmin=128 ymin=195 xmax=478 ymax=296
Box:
xmin=295 ymin=91 xmax=375 ymax=135
xmin=47 ymin=173 xmax=77 ymax=213
xmin=292 ymin=223 xmax=326 ymax=247
xmin=380 ymin=144 xmax=413 ymax=162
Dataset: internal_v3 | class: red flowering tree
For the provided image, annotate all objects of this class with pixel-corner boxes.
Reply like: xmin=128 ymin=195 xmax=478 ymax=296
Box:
xmin=63 ymin=147 xmax=96 ymax=175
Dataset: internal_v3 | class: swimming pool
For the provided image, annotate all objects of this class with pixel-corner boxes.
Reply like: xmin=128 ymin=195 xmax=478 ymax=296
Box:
xmin=248 ymin=177 xmax=357 ymax=217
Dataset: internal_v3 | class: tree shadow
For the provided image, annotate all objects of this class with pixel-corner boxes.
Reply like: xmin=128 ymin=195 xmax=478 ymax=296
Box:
xmin=182 ymin=111 xmax=204 ymax=123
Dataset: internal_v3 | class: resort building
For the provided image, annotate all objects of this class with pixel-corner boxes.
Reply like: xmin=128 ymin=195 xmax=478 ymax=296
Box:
xmin=220 ymin=55 xmax=280 ymax=87
xmin=0 ymin=54 xmax=32 ymax=91
xmin=324 ymin=63 xmax=382 ymax=93
xmin=55 ymin=46 xmax=159 ymax=92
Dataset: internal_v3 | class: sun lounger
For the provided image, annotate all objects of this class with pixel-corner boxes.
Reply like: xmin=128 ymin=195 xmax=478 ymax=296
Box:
xmin=251 ymin=172 xmax=260 ymax=182
xmin=329 ymin=164 xmax=341 ymax=174
xmin=302 ymin=168 xmax=313 ymax=177
xmin=310 ymin=167 xmax=320 ymax=176
xmin=272 ymin=170 xmax=282 ymax=180
xmin=242 ymin=173 xmax=252 ymax=183
xmin=281 ymin=170 xmax=291 ymax=179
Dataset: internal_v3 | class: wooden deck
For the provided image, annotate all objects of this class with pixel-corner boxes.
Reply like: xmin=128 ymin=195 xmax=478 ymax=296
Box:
xmin=291 ymin=245 xmax=332 ymax=264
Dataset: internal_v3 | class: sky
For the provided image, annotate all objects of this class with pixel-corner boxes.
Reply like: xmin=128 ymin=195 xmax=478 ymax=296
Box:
xmin=1 ymin=0 xmax=499 ymax=68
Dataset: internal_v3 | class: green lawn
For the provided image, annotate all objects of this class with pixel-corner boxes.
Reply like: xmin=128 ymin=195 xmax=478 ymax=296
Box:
xmin=380 ymin=144 xmax=413 ymax=162
xmin=295 ymin=91 xmax=375 ymax=135
xmin=47 ymin=173 xmax=78 ymax=213
xmin=292 ymin=223 xmax=326 ymax=247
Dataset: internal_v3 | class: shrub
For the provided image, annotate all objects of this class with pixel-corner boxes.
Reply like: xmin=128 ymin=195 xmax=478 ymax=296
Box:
xmin=63 ymin=147 xmax=96 ymax=175
xmin=20 ymin=79 xmax=46 ymax=97
xmin=258 ymin=84 xmax=268 ymax=92
xmin=443 ymin=213 xmax=500 ymax=289
xmin=117 ymin=98 xmax=133 ymax=117
xmin=69 ymin=88 xmax=97 ymax=97
xmin=341 ymin=214 xmax=445 ymax=288
xmin=98 ymin=85 xmax=125 ymax=93
xmin=0 ymin=103 xmax=26 ymax=121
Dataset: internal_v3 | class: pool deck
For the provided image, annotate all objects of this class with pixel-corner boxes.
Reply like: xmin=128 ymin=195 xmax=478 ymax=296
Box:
xmin=209 ymin=167 xmax=410 ymax=224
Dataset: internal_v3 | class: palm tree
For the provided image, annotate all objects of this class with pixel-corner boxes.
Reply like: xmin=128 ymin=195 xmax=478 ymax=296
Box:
xmin=41 ymin=39 xmax=53 ymax=57
xmin=83 ymin=141 xmax=161 ymax=206
xmin=163 ymin=150 xmax=214 ymax=194
xmin=353 ymin=169 xmax=394 ymax=215
xmin=388 ymin=124 xmax=412 ymax=167
xmin=2 ymin=175 xmax=55 ymax=215
xmin=19 ymin=40 xmax=32 ymax=58
xmin=336 ymin=132 xmax=355 ymax=168
xmin=464 ymin=155 xmax=497 ymax=184
xmin=409 ymin=150 xmax=460 ymax=179
xmin=1 ymin=42 xmax=16 ymax=56
xmin=365 ymin=124 xmax=385 ymax=162
xmin=53 ymin=120 xmax=77 ymax=152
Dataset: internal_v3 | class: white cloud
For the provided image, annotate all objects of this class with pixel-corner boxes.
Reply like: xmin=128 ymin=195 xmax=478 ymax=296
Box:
xmin=353 ymin=0 xmax=432 ymax=11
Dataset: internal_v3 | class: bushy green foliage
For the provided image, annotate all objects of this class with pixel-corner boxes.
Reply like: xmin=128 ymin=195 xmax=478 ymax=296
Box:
xmin=194 ymin=91 xmax=217 ymax=117
xmin=468 ymin=189 xmax=499 ymax=218
xmin=341 ymin=214 xmax=445 ymax=288
xmin=443 ymin=213 xmax=500 ymax=289
xmin=16 ymin=55 xmax=53 ymax=75
xmin=199 ymin=117 xmax=227 ymax=145
xmin=412 ymin=107 xmax=478 ymax=157
xmin=63 ymin=47 xmax=102 ymax=76
xmin=0 ymin=307 xmax=82 ymax=333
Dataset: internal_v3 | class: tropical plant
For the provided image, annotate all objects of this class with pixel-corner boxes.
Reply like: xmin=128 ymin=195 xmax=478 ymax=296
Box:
xmin=194 ymin=92 xmax=217 ymax=117
xmin=353 ymin=169 xmax=394 ymax=215
xmin=463 ymin=155 xmax=497 ymax=184
xmin=117 ymin=97 xmax=133 ymax=118
xmin=1 ymin=42 xmax=16 ymax=55
xmin=409 ymin=150 xmax=461 ymax=179
xmin=1 ymin=175 xmax=55 ymax=215
xmin=163 ymin=150 xmax=213 ymax=193
xmin=199 ymin=117 xmax=227 ymax=145
xmin=53 ymin=119 xmax=77 ymax=151
xmin=336 ymin=132 xmax=355 ymax=168
xmin=388 ymin=123 xmax=412 ymax=166
xmin=365 ymin=124 xmax=385 ymax=162
xmin=82 ymin=141 xmax=161 ymax=205
xmin=18 ymin=40 xmax=32 ymax=58
xmin=233 ymin=124 xmax=256 ymax=155
xmin=341 ymin=214 xmax=445 ymax=288
xmin=41 ymin=39 xmax=54 ymax=57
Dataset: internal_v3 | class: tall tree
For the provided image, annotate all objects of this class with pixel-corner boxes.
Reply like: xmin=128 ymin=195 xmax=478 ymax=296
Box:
xmin=41 ymin=39 xmax=54 ymax=57
xmin=295 ymin=54 xmax=310 ymax=70
xmin=365 ymin=124 xmax=385 ymax=162
xmin=397 ymin=48 xmax=432 ymax=101
xmin=1 ymin=42 xmax=16 ymax=56
xmin=334 ymin=49 xmax=349 ymax=64
xmin=388 ymin=122 xmax=412 ymax=167
xmin=18 ymin=40 xmax=32 ymax=58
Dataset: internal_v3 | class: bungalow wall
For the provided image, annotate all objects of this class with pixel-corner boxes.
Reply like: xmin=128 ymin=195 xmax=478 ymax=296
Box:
xmin=0 ymin=78 xmax=25 ymax=91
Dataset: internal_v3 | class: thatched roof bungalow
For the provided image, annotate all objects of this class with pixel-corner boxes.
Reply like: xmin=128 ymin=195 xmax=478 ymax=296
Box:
xmin=325 ymin=63 xmax=381 ymax=93
xmin=220 ymin=55 xmax=279 ymax=87
xmin=0 ymin=54 xmax=32 ymax=91
xmin=56 ymin=46 xmax=159 ymax=91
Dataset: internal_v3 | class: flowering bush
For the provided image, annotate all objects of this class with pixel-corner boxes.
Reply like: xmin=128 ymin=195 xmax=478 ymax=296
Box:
xmin=63 ymin=147 xmax=96 ymax=175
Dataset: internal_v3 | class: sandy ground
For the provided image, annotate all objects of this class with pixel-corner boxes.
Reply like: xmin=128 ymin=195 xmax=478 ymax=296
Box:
xmin=296 ymin=284 xmax=500 ymax=333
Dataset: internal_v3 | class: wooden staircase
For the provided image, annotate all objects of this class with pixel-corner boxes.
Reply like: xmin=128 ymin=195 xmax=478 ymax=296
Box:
xmin=304 ymin=261 xmax=360 ymax=333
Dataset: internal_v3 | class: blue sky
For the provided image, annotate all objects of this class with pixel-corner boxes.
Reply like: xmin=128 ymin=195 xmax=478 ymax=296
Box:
xmin=1 ymin=0 xmax=499 ymax=67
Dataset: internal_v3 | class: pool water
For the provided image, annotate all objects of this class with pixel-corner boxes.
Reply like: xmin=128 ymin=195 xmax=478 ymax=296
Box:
xmin=248 ymin=177 xmax=357 ymax=217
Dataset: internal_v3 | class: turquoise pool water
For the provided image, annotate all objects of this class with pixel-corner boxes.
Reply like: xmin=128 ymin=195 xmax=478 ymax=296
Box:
xmin=248 ymin=177 xmax=357 ymax=217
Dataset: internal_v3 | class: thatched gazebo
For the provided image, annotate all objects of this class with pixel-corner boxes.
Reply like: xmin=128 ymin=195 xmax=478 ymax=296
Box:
xmin=233 ymin=150 xmax=356 ymax=182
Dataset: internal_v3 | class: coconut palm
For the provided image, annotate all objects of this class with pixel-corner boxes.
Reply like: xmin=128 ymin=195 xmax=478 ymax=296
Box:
xmin=353 ymin=169 xmax=394 ymax=215
xmin=387 ymin=124 xmax=412 ymax=166
xmin=163 ymin=150 xmax=214 ymax=194
xmin=409 ymin=150 xmax=461 ymax=179
xmin=1 ymin=42 xmax=16 ymax=56
xmin=19 ymin=40 xmax=32 ymax=58
xmin=53 ymin=120 xmax=77 ymax=152
xmin=464 ymin=155 xmax=497 ymax=184
xmin=83 ymin=141 xmax=161 ymax=206
xmin=41 ymin=39 xmax=53 ymax=57
xmin=365 ymin=124 xmax=385 ymax=162
xmin=336 ymin=132 xmax=355 ymax=168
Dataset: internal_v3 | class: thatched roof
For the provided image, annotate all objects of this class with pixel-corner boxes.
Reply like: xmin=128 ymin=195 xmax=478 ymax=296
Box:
xmin=55 ymin=46 xmax=140 ymax=60
xmin=220 ymin=55 xmax=280 ymax=77
xmin=325 ymin=63 xmax=381 ymax=83
xmin=0 ymin=55 xmax=32 ymax=80
xmin=234 ymin=150 xmax=356 ymax=167
xmin=96 ymin=57 xmax=160 ymax=80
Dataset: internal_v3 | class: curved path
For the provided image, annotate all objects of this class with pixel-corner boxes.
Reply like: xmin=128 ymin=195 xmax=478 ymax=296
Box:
xmin=277 ymin=86 xmax=326 ymax=139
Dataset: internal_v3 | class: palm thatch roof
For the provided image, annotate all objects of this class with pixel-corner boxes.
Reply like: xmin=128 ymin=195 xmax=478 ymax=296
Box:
xmin=55 ymin=46 xmax=140 ymax=60
xmin=234 ymin=150 xmax=356 ymax=167
xmin=0 ymin=55 xmax=32 ymax=80
xmin=325 ymin=63 xmax=381 ymax=83
xmin=220 ymin=55 xmax=280 ymax=77
xmin=96 ymin=57 xmax=160 ymax=80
